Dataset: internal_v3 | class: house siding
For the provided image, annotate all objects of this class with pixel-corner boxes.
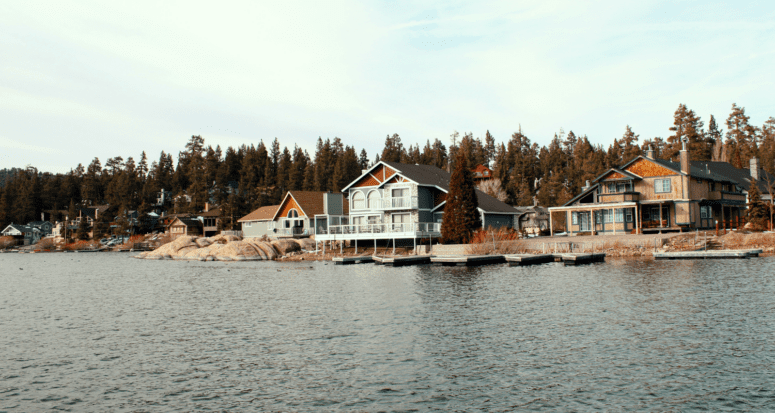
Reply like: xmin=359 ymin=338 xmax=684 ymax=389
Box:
xmin=242 ymin=221 xmax=271 ymax=238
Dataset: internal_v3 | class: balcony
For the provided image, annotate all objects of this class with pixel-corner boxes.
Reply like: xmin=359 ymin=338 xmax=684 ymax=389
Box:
xmin=380 ymin=196 xmax=418 ymax=210
xmin=597 ymin=192 xmax=640 ymax=203
xmin=316 ymin=222 xmax=440 ymax=240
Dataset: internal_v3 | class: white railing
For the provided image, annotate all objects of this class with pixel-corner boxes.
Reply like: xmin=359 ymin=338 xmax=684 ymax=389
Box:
xmin=317 ymin=222 xmax=440 ymax=236
xmin=380 ymin=196 xmax=418 ymax=210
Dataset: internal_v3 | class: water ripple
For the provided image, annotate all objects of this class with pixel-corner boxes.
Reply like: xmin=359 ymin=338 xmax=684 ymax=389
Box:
xmin=1 ymin=254 xmax=775 ymax=411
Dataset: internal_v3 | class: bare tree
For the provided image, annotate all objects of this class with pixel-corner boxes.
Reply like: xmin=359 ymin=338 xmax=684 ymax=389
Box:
xmin=477 ymin=178 xmax=508 ymax=202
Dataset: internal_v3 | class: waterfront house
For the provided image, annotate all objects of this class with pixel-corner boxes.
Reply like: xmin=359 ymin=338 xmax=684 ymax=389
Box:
xmin=238 ymin=205 xmax=279 ymax=238
xmin=168 ymin=217 xmax=203 ymax=238
xmin=315 ymin=161 xmax=519 ymax=245
xmin=1 ymin=223 xmax=40 ymax=246
xmin=548 ymin=139 xmax=770 ymax=235
xmin=199 ymin=205 xmax=221 ymax=237
xmin=270 ymin=191 xmax=348 ymax=238
xmin=27 ymin=221 xmax=54 ymax=235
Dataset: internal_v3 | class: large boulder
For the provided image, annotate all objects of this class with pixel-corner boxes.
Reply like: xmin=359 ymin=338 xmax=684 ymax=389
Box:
xmin=272 ymin=239 xmax=301 ymax=255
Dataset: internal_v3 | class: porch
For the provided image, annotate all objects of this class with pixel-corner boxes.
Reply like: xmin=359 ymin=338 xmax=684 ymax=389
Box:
xmin=315 ymin=222 xmax=441 ymax=241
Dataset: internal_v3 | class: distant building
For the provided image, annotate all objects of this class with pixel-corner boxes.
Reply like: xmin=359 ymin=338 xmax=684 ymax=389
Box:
xmin=239 ymin=205 xmax=280 ymax=238
xmin=168 ymin=217 xmax=203 ymax=238
xmin=1 ymin=224 xmax=41 ymax=246
xmin=471 ymin=164 xmax=493 ymax=181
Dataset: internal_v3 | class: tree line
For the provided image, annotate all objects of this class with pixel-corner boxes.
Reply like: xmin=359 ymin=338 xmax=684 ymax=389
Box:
xmin=1 ymin=103 xmax=773 ymax=232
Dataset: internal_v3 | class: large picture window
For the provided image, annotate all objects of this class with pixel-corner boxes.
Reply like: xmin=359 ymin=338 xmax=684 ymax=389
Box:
xmin=352 ymin=192 xmax=365 ymax=210
xmin=700 ymin=205 xmax=712 ymax=219
xmin=654 ymin=179 xmax=671 ymax=193
xmin=367 ymin=191 xmax=381 ymax=209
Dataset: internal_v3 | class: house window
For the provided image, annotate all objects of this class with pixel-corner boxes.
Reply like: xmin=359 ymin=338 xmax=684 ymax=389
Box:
xmin=352 ymin=192 xmax=365 ymax=210
xmin=701 ymin=205 xmax=712 ymax=219
xmin=287 ymin=209 xmax=299 ymax=218
xmin=244 ymin=222 xmax=252 ymax=227
xmin=615 ymin=209 xmax=624 ymax=223
xmin=710 ymin=182 xmax=716 ymax=191
xmin=572 ymin=212 xmax=578 ymax=225
xmin=603 ymin=210 xmax=613 ymax=223
xmin=655 ymin=179 xmax=671 ymax=193
xmin=367 ymin=191 xmax=381 ymax=209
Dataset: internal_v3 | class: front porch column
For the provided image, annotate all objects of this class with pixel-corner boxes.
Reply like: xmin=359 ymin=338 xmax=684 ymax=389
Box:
xmin=721 ymin=205 xmax=726 ymax=233
xmin=550 ymin=211 xmax=554 ymax=237
xmin=659 ymin=202 xmax=663 ymax=234
xmin=612 ymin=208 xmax=616 ymax=235
xmin=634 ymin=206 xmax=640 ymax=235
xmin=568 ymin=211 xmax=573 ymax=236
xmin=590 ymin=209 xmax=595 ymax=235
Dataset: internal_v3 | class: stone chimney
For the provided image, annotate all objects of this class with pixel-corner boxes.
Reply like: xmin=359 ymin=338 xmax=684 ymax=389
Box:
xmin=646 ymin=145 xmax=655 ymax=159
xmin=679 ymin=137 xmax=690 ymax=175
xmin=204 ymin=202 xmax=210 ymax=212
xmin=750 ymin=157 xmax=760 ymax=181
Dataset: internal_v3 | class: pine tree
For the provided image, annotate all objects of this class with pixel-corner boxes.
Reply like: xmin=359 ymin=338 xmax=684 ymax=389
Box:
xmin=441 ymin=151 xmax=481 ymax=244
xmin=747 ymin=179 xmax=768 ymax=229
xmin=76 ymin=214 xmax=90 ymax=240
xmin=381 ymin=133 xmax=404 ymax=162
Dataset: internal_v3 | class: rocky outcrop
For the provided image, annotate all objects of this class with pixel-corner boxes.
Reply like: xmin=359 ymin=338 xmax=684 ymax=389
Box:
xmin=135 ymin=235 xmax=314 ymax=261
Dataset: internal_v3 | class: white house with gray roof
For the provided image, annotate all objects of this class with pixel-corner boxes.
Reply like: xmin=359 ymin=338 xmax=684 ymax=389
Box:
xmin=314 ymin=161 xmax=520 ymax=244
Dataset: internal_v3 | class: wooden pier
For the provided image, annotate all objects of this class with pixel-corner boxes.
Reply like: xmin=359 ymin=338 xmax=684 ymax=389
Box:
xmin=430 ymin=255 xmax=506 ymax=267
xmin=505 ymin=254 xmax=557 ymax=266
xmin=559 ymin=253 xmax=607 ymax=266
xmin=333 ymin=256 xmax=375 ymax=265
xmin=374 ymin=255 xmax=432 ymax=267
xmin=654 ymin=249 xmax=763 ymax=260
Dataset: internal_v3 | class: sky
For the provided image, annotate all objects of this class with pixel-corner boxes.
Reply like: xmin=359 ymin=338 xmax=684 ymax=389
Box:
xmin=2 ymin=1 xmax=775 ymax=173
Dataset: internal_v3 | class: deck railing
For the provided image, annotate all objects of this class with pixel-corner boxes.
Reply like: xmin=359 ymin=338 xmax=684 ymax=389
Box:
xmin=317 ymin=222 xmax=440 ymax=236
xmin=379 ymin=196 xmax=418 ymax=210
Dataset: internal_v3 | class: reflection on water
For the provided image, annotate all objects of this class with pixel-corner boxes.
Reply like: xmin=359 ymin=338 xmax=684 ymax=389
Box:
xmin=1 ymin=254 xmax=775 ymax=411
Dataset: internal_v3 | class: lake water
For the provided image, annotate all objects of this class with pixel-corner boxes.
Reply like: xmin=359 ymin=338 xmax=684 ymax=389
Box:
xmin=2 ymin=253 xmax=775 ymax=411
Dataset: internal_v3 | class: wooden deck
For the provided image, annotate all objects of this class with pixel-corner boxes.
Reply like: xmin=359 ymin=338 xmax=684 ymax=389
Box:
xmin=654 ymin=249 xmax=762 ymax=260
xmin=373 ymin=255 xmax=432 ymax=267
xmin=430 ymin=255 xmax=507 ymax=267
xmin=333 ymin=256 xmax=375 ymax=265
xmin=504 ymin=254 xmax=557 ymax=266
xmin=559 ymin=253 xmax=607 ymax=266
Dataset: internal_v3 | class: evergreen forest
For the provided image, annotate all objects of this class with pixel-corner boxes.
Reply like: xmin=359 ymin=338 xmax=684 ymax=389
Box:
xmin=2 ymin=103 xmax=774 ymax=232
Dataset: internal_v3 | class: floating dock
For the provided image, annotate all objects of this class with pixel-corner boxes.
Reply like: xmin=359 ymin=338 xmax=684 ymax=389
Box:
xmin=654 ymin=249 xmax=762 ymax=260
xmin=431 ymin=255 xmax=506 ymax=267
xmin=333 ymin=256 xmax=375 ymax=265
xmin=379 ymin=255 xmax=432 ymax=267
xmin=505 ymin=254 xmax=557 ymax=266
xmin=559 ymin=253 xmax=607 ymax=266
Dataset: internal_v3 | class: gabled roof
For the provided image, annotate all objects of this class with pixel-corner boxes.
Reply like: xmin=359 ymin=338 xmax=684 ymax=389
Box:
xmin=79 ymin=205 xmax=110 ymax=220
xmin=200 ymin=207 xmax=221 ymax=217
xmin=239 ymin=205 xmax=279 ymax=222
xmin=563 ymin=183 xmax=599 ymax=207
xmin=170 ymin=217 xmax=202 ymax=228
xmin=593 ymin=168 xmax=640 ymax=183
xmin=272 ymin=191 xmax=328 ymax=220
xmin=691 ymin=161 xmax=775 ymax=193
xmin=2 ymin=224 xmax=36 ymax=234
xmin=620 ymin=156 xmax=735 ymax=183
xmin=373 ymin=161 xmax=450 ymax=190
xmin=381 ymin=161 xmax=519 ymax=214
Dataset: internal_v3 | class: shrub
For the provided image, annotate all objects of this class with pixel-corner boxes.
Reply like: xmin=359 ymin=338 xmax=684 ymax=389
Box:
xmin=0 ymin=236 xmax=16 ymax=249
xmin=35 ymin=237 xmax=56 ymax=251
xmin=465 ymin=227 xmax=522 ymax=255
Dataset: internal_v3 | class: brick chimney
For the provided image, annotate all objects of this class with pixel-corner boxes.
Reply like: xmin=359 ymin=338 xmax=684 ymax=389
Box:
xmin=750 ymin=157 xmax=760 ymax=181
xmin=679 ymin=137 xmax=690 ymax=175
xmin=645 ymin=145 xmax=655 ymax=159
